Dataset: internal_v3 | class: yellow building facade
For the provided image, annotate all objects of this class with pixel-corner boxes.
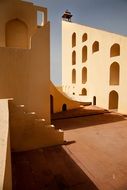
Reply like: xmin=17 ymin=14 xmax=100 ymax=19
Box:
xmin=0 ymin=1 xmax=64 ymax=189
xmin=62 ymin=20 xmax=127 ymax=114
xmin=0 ymin=0 xmax=50 ymax=122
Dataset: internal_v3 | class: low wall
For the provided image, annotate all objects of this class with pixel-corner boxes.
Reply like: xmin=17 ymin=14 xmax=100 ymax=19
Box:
xmin=0 ymin=99 xmax=12 ymax=190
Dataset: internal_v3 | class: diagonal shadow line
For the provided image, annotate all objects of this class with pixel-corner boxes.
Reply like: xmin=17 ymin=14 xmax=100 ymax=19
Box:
xmin=11 ymin=145 xmax=99 ymax=190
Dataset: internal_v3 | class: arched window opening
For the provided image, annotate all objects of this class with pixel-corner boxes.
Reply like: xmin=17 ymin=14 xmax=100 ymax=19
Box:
xmin=92 ymin=41 xmax=99 ymax=53
xmin=82 ymin=88 xmax=87 ymax=95
xmin=93 ymin=96 xmax=96 ymax=105
xmin=72 ymin=51 xmax=76 ymax=65
xmin=110 ymin=43 xmax=120 ymax=57
xmin=72 ymin=69 xmax=76 ymax=83
xmin=82 ymin=46 xmax=87 ymax=62
xmin=110 ymin=62 xmax=120 ymax=85
xmin=6 ymin=18 xmax=28 ymax=48
xmin=72 ymin=32 xmax=76 ymax=47
xmin=82 ymin=67 xmax=87 ymax=84
xmin=109 ymin=90 xmax=118 ymax=110
xmin=82 ymin=33 xmax=87 ymax=42
xmin=62 ymin=104 xmax=67 ymax=111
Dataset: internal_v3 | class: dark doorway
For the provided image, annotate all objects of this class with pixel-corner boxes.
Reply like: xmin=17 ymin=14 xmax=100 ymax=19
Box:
xmin=62 ymin=104 xmax=67 ymax=111
xmin=50 ymin=95 xmax=54 ymax=114
xmin=93 ymin=96 xmax=96 ymax=105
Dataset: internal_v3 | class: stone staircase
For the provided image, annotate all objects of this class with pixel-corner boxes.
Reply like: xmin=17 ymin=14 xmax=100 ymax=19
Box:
xmin=9 ymin=100 xmax=64 ymax=152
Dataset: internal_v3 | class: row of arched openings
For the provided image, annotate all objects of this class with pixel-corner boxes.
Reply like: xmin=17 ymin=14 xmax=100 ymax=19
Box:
xmin=72 ymin=32 xmax=88 ymax=47
xmin=72 ymin=42 xmax=99 ymax=65
xmin=72 ymin=62 xmax=120 ymax=85
xmin=72 ymin=67 xmax=87 ymax=84
xmin=72 ymin=32 xmax=120 ymax=57
xmin=50 ymin=89 xmax=110 ymax=113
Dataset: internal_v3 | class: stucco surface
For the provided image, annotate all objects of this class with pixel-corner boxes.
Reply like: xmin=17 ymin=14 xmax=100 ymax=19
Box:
xmin=50 ymin=82 xmax=80 ymax=113
xmin=62 ymin=21 xmax=127 ymax=114
xmin=0 ymin=100 xmax=12 ymax=190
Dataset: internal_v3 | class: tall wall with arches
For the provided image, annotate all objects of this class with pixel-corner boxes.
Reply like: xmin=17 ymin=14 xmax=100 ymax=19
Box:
xmin=62 ymin=20 xmax=127 ymax=114
xmin=0 ymin=0 xmax=50 ymax=122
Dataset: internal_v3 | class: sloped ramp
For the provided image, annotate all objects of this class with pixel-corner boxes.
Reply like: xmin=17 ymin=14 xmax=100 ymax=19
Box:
xmin=50 ymin=81 xmax=80 ymax=113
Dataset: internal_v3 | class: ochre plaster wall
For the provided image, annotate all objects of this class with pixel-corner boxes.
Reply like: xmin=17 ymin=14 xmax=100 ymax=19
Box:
xmin=0 ymin=0 xmax=50 ymax=123
xmin=9 ymin=100 xmax=63 ymax=152
xmin=50 ymin=82 xmax=80 ymax=113
xmin=62 ymin=21 xmax=127 ymax=114
xmin=0 ymin=0 xmax=47 ymax=47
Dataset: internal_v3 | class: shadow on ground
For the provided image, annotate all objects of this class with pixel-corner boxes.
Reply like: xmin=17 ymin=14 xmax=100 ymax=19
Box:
xmin=12 ymin=146 xmax=98 ymax=190
xmin=52 ymin=112 xmax=126 ymax=131
xmin=51 ymin=106 xmax=108 ymax=120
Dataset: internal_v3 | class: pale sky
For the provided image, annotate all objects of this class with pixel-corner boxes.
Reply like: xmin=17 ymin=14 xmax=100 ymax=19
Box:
xmin=25 ymin=0 xmax=127 ymax=85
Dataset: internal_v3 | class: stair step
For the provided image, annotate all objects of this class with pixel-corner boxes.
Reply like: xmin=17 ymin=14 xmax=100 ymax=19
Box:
xmin=9 ymin=99 xmax=64 ymax=151
xmin=46 ymin=124 xmax=55 ymax=128
xmin=24 ymin=112 xmax=37 ymax=120
xmin=35 ymin=118 xmax=46 ymax=122
xmin=34 ymin=119 xmax=46 ymax=127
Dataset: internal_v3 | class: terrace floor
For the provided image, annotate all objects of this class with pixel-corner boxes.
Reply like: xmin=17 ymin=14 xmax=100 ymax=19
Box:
xmin=12 ymin=106 xmax=127 ymax=190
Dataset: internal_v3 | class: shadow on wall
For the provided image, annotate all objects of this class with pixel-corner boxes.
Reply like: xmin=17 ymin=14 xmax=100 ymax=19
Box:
xmin=12 ymin=145 xmax=98 ymax=190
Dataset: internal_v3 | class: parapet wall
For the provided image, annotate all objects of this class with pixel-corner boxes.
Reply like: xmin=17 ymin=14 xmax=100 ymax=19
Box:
xmin=0 ymin=99 xmax=12 ymax=190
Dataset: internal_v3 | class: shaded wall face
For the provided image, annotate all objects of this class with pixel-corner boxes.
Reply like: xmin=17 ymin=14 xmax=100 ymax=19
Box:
xmin=0 ymin=0 xmax=47 ymax=47
xmin=72 ymin=69 xmax=76 ymax=83
xmin=92 ymin=41 xmax=99 ymax=53
xmin=6 ymin=19 xmax=28 ymax=48
xmin=109 ymin=91 xmax=118 ymax=109
xmin=0 ymin=0 xmax=50 ymax=123
xmin=82 ymin=67 xmax=87 ymax=84
xmin=72 ymin=33 xmax=76 ymax=47
xmin=110 ymin=62 xmax=119 ymax=85
xmin=82 ymin=33 xmax=87 ymax=42
xmin=72 ymin=51 xmax=76 ymax=65
xmin=0 ymin=23 xmax=50 ymax=123
xmin=82 ymin=46 xmax=87 ymax=62
xmin=82 ymin=88 xmax=87 ymax=95
xmin=110 ymin=44 xmax=120 ymax=57
xmin=27 ymin=24 xmax=50 ymax=122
